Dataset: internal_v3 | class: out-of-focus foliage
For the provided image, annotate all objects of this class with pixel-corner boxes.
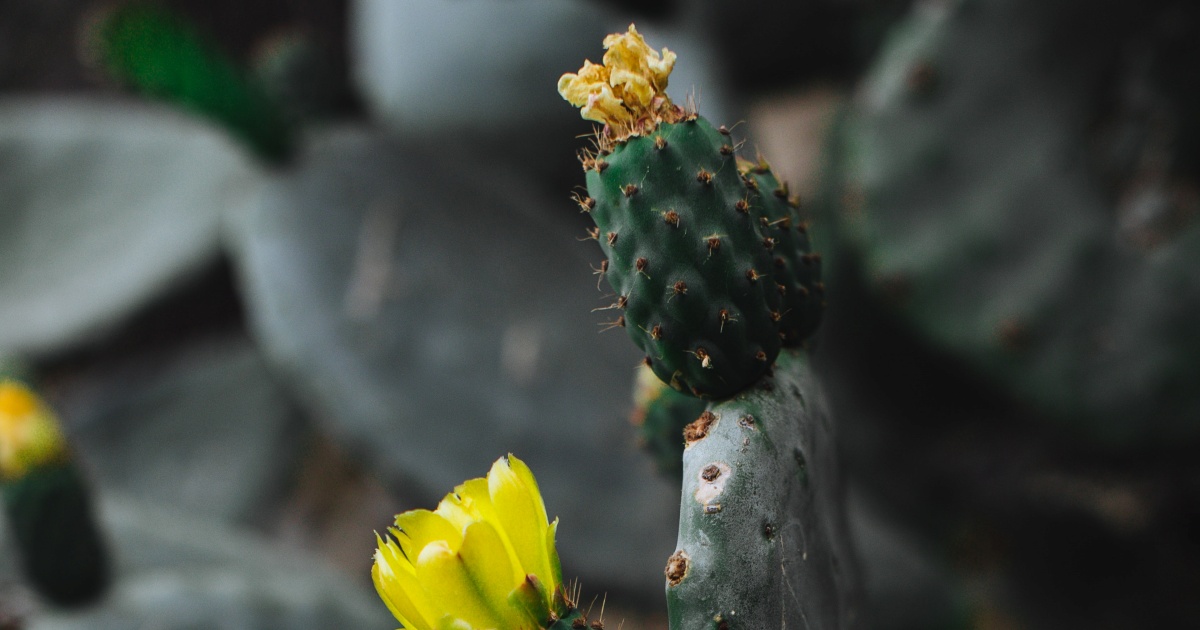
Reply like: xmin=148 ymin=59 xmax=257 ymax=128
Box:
xmin=87 ymin=3 xmax=295 ymax=161
xmin=0 ymin=98 xmax=253 ymax=357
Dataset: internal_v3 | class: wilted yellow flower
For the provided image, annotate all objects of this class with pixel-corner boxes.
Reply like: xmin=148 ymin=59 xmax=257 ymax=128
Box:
xmin=558 ymin=24 xmax=677 ymax=129
xmin=373 ymin=454 xmax=564 ymax=630
xmin=0 ymin=380 xmax=68 ymax=481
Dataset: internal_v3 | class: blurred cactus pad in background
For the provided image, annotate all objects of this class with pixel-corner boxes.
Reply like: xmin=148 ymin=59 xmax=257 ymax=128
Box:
xmin=0 ymin=0 xmax=1198 ymax=628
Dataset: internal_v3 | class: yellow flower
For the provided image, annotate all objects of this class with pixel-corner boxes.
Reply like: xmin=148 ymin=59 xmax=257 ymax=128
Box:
xmin=557 ymin=24 xmax=677 ymax=128
xmin=373 ymin=455 xmax=564 ymax=630
xmin=0 ymin=380 xmax=68 ymax=481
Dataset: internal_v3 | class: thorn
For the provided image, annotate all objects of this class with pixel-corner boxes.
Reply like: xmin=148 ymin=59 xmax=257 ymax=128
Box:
xmin=654 ymin=136 xmax=668 ymax=150
xmin=719 ymin=144 xmax=734 ymax=156
xmin=696 ymin=169 xmax=713 ymax=185
xmin=707 ymin=235 xmax=721 ymax=255
xmin=718 ymin=308 xmax=737 ymax=332
xmin=635 ymin=257 xmax=650 ymax=278
xmin=672 ymin=280 xmax=688 ymax=296
xmin=718 ymin=124 xmax=731 ymax=135
xmin=769 ymin=310 xmax=782 ymax=322
xmin=591 ymin=259 xmax=608 ymax=290
xmin=622 ymin=183 xmax=638 ymax=197
xmin=663 ymin=210 xmax=680 ymax=227
xmin=606 ymin=231 xmax=618 ymax=247
xmin=755 ymin=351 xmax=768 ymax=361
xmin=776 ymin=282 xmax=788 ymax=295
xmin=572 ymin=192 xmax=596 ymax=213
xmin=743 ymin=175 xmax=759 ymax=190
xmin=691 ymin=347 xmax=713 ymax=369
xmin=598 ymin=316 xmax=625 ymax=332
xmin=735 ymin=198 xmax=750 ymax=214
xmin=762 ymin=236 xmax=776 ymax=251
xmin=578 ymin=226 xmax=600 ymax=241
xmin=746 ymin=268 xmax=762 ymax=283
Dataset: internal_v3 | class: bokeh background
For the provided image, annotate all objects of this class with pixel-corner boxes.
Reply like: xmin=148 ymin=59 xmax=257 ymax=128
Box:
xmin=0 ymin=0 xmax=1197 ymax=628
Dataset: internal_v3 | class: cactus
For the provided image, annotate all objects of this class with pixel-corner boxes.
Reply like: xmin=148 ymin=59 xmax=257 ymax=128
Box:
xmin=86 ymin=3 xmax=294 ymax=162
xmin=631 ymin=363 xmax=708 ymax=478
xmin=822 ymin=0 xmax=1200 ymax=446
xmin=560 ymin=26 xmax=858 ymax=629
xmin=562 ymin=26 xmax=823 ymax=399
xmin=3 ymin=462 xmax=109 ymax=606
xmin=666 ymin=350 xmax=858 ymax=628
xmin=0 ymin=380 xmax=108 ymax=606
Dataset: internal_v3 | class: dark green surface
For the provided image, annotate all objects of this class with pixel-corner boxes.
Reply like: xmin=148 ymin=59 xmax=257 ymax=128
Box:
xmin=93 ymin=4 xmax=293 ymax=162
xmin=3 ymin=463 xmax=109 ymax=607
xmin=586 ymin=117 xmax=808 ymax=398
xmin=636 ymin=381 xmax=708 ymax=478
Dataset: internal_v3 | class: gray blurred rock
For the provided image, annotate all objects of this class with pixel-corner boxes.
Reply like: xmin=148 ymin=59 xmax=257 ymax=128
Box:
xmin=0 ymin=97 xmax=259 ymax=357
xmin=224 ymin=125 xmax=680 ymax=597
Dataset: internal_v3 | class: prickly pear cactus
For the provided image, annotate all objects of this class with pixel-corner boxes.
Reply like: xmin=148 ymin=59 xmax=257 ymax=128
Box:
xmin=667 ymin=351 xmax=859 ymax=628
xmin=826 ymin=0 xmax=1200 ymax=445
xmin=3 ymin=463 xmax=109 ymax=606
xmin=562 ymin=26 xmax=823 ymax=399
xmin=0 ymin=380 xmax=108 ymax=606
xmin=631 ymin=363 xmax=707 ymax=477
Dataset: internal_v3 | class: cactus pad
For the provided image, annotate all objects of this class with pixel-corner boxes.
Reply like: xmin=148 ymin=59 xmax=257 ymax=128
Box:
xmin=585 ymin=116 xmax=821 ymax=398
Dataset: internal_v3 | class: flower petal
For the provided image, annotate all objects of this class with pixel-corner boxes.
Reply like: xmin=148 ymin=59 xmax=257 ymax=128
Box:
xmin=460 ymin=520 xmax=541 ymax=627
xmin=487 ymin=455 xmax=558 ymax=599
xmin=415 ymin=540 xmax=507 ymax=629
xmin=373 ymin=533 xmax=440 ymax=630
xmin=393 ymin=509 xmax=463 ymax=559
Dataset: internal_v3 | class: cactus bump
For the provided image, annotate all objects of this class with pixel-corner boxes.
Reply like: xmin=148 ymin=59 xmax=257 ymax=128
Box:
xmin=559 ymin=25 xmax=823 ymax=399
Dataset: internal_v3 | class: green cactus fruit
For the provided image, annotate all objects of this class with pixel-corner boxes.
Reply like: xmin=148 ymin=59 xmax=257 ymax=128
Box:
xmin=584 ymin=116 xmax=812 ymax=399
xmin=738 ymin=161 xmax=824 ymax=346
xmin=631 ymin=363 xmax=708 ymax=478
xmin=87 ymin=3 xmax=294 ymax=162
xmin=3 ymin=462 xmax=109 ymax=606
xmin=666 ymin=350 xmax=860 ymax=628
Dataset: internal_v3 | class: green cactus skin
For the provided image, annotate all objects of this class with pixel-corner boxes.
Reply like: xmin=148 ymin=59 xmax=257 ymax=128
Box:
xmin=631 ymin=365 xmax=709 ymax=478
xmin=3 ymin=462 xmax=109 ymax=606
xmin=666 ymin=350 xmax=860 ymax=628
xmin=740 ymin=165 xmax=824 ymax=346
xmin=90 ymin=4 xmax=294 ymax=162
xmin=824 ymin=0 xmax=1200 ymax=446
xmin=585 ymin=116 xmax=822 ymax=399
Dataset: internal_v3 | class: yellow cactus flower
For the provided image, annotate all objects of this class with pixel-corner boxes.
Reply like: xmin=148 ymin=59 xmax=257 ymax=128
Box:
xmin=0 ymin=380 xmax=68 ymax=481
xmin=373 ymin=454 xmax=565 ymax=630
xmin=558 ymin=24 xmax=680 ymax=132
